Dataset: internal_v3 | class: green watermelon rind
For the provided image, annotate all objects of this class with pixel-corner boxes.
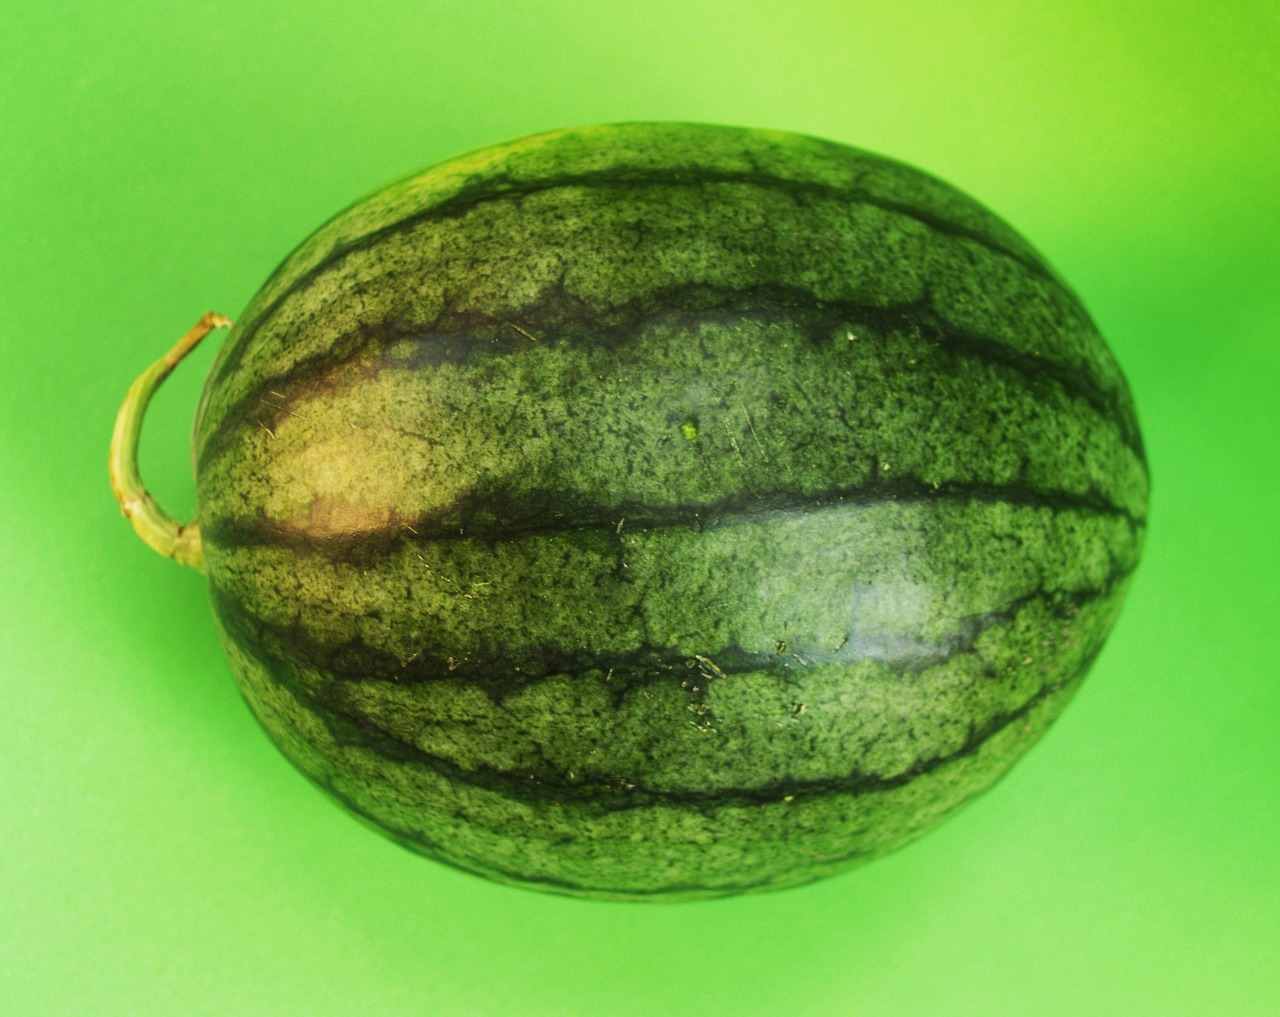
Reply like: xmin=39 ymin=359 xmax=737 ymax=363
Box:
xmin=192 ymin=122 xmax=1146 ymax=899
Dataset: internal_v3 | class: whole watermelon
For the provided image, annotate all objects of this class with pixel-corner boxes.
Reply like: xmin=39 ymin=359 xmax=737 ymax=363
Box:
xmin=147 ymin=123 xmax=1147 ymax=899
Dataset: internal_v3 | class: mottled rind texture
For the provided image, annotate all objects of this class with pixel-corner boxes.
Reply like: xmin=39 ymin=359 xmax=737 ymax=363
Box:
xmin=193 ymin=122 xmax=1147 ymax=899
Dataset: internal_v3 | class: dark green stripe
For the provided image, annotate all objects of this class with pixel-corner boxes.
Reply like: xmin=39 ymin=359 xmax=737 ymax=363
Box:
xmin=207 ymin=164 xmax=1066 ymax=401
xmin=215 ymin=577 xmax=1103 ymax=817
xmin=203 ymin=476 xmax=1146 ymax=565
xmin=212 ymin=558 xmax=1127 ymax=705
xmin=197 ymin=285 xmax=1142 ymax=479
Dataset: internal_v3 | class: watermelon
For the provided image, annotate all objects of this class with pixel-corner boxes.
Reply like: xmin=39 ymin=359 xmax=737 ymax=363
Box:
xmin=112 ymin=122 xmax=1147 ymax=900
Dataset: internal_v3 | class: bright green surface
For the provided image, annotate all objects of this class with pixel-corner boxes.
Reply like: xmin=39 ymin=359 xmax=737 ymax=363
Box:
xmin=2 ymin=1 xmax=1276 ymax=1013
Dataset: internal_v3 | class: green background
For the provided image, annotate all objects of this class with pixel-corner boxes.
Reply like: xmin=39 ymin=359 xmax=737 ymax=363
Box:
xmin=3 ymin=2 xmax=1277 ymax=1014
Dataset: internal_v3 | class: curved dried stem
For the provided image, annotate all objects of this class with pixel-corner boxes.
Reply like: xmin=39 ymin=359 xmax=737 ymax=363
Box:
xmin=109 ymin=312 xmax=232 ymax=572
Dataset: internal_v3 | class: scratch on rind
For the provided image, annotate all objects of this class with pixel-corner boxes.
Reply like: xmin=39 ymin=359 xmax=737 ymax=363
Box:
xmin=693 ymin=654 xmax=727 ymax=680
xmin=505 ymin=321 xmax=540 ymax=343
xmin=742 ymin=403 xmax=769 ymax=463
xmin=258 ymin=389 xmax=310 ymax=422
xmin=722 ymin=417 xmax=758 ymax=496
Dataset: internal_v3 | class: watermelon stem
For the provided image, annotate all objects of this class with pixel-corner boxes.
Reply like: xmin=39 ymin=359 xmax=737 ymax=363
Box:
xmin=109 ymin=311 xmax=232 ymax=572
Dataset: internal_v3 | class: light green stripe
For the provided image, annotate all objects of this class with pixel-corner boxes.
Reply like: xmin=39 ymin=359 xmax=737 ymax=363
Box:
xmin=194 ymin=169 xmax=1115 ymax=456
xmin=197 ymin=311 xmax=1148 ymax=540
xmin=208 ymin=122 xmax=1051 ymax=368
xmin=205 ymin=496 xmax=1137 ymax=746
